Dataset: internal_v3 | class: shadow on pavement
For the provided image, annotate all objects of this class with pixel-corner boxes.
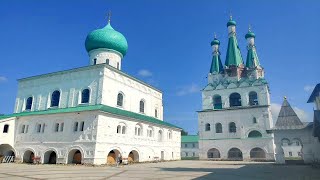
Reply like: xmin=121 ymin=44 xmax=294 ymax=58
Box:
xmin=160 ymin=164 xmax=320 ymax=180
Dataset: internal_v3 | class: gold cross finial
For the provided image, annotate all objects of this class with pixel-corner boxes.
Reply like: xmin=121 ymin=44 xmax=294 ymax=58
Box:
xmin=107 ymin=10 xmax=112 ymax=23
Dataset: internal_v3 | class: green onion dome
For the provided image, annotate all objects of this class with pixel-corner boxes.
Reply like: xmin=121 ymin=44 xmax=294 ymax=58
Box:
xmin=210 ymin=38 xmax=220 ymax=46
xmin=227 ymin=20 xmax=237 ymax=27
xmin=85 ymin=22 xmax=128 ymax=57
xmin=245 ymin=31 xmax=256 ymax=39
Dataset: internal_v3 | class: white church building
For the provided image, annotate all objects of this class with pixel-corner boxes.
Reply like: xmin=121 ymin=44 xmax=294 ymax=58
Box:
xmin=0 ymin=17 xmax=181 ymax=165
xmin=198 ymin=17 xmax=275 ymax=161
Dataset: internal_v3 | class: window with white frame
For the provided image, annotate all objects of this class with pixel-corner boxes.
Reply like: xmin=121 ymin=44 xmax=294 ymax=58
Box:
xmin=55 ymin=122 xmax=64 ymax=132
xmin=158 ymin=130 xmax=163 ymax=142
xmin=74 ymin=122 xmax=79 ymax=132
xmin=117 ymin=93 xmax=124 ymax=107
xmin=25 ymin=97 xmax=33 ymax=110
xmin=139 ymin=100 xmax=145 ymax=113
xmin=36 ymin=123 xmax=45 ymax=133
xmin=147 ymin=126 xmax=153 ymax=137
xmin=55 ymin=123 xmax=59 ymax=132
xmin=116 ymin=123 xmax=127 ymax=134
xmin=135 ymin=124 xmax=142 ymax=136
xmin=168 ymin=131 xmax=172 ymax=139
xmin=81 ymin=89 xmax=90 ymax=104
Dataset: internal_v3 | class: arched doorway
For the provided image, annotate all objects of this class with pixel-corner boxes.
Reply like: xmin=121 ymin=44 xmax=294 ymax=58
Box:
xmin=68 ymin=149 xmax=82 ymax=164
xmin=0 ymin=144 xmax=15 ymax=163
xmin=44 ymin=151 xmax=57 ymax=164
xmin=250 ymin=148 xmax=266 ymax=159
xmin=23 ymin=150 xmax=35 ymax=163
xmin=128 ymin=150 xmax=139 ymax=163
xmin=107 ymin=149 xmax=121 ymax=165
xmin=228 ymin=148 xmax=243 ymax=160
xmin=207 ymin=148 xmax=220 ymax=159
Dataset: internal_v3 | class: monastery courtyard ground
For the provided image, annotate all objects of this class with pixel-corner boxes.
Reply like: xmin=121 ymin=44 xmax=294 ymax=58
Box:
xmin=0 ymin=161 xmax=319 ymax=180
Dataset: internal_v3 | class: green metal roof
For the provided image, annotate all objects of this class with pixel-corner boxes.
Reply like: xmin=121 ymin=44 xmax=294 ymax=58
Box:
xmin=225 ymin=36 xmax=244 ymax=67
xmin=210 ymin=38 xmax=220 ymax=46
xmin=210 ymin=53 xmax=224 ymax=74
xmin=181 ymin=135 xmax=199 ymax=143
xmin=0 ymin=104 xmax=181 ymax=130
xmin=246 ymin=48 xmax=260 ymax=68
xmin=227 ymin=20 xmax=237 ymax=27
xmin=245 ymin=31 xmax=255 ymax=39
xmin=85 ymin=22 xmax=128 ymax=56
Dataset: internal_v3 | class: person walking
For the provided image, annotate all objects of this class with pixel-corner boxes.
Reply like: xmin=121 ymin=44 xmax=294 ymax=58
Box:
xmin=116 ymin=154 xmax=121 ymax=167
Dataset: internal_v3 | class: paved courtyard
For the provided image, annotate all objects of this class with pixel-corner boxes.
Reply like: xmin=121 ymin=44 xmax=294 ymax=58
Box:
xmin=0 ymin=161 xmax=319 ymax=180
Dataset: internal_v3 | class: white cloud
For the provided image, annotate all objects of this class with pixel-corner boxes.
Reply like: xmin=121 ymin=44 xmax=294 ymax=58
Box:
xmin=138 ymin=69 xmax=152 ymax=77
xmin=271 ymin=103 xmax=311 ymax=124
xmin=304 ymin=85 xmax=315 ymax=93
xmin=177 ymin=83 xmax=201 ymax=96
xmin=0 ymin=76 xmax=7 ymax=82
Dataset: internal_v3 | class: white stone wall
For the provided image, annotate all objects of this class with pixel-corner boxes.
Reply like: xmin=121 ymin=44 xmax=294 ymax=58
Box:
xmin=14 ymin=65 xmax=163 ymax=120
xmin=274 ymin=127 xmax=320 ymax=164
xmin=202 ymin=84 xmax=270 ymax=110
xmin=12 ymin=110 xmax=180 ymax=164
xmin=94 ymin=113 xmax=180 ymax=164
xmin=102 ymin=67 xmax=163 ymax=120
xmin=14 ymin=111 xmax=98 ymax=164
xmin=181 ymin=142 xmax=199 ymax=158
xmin=0 ymin=117 xmax=16 ymax=147
xmin=89 ymin=49 xmax=122 ymax=70
xmin=14 ymin=65 xmax=105 ymax=113
xmin=198 ymin=106 xmax=274 ymax=160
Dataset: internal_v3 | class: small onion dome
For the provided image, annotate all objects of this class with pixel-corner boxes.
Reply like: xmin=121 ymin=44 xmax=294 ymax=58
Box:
xmin=210 ymin=38 xmax=220 ymax=46
xmin=85 ymin=22 xmax=128 ymax=57
xmin=227 ymin=20 xmax=237 ymax=27
xmin=245 ymin=31 xmax=256 ymax=39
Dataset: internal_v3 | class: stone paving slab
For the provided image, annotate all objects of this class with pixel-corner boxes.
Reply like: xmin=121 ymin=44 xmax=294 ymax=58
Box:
xmin=0 ymin=161 xmax=320 ymax=180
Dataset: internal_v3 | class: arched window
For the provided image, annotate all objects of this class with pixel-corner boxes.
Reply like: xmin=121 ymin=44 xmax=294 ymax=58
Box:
xmin=215 ymin=123 xmax=222 ymax=133
xmin=74 ymin=122 xmax=79 ymax=132
xmin=205 ymin=123 xmax=211 ymax=131
xmin=117 ymin=125 xmax=121 ymax=134
xmin=122 ymin=126 xmax=126 ymax=134
xmin=51 ymin=90 xmax=60 ymax=107
xmin=168 ymin=131 xmax=172 ymax=139
xmin=25 ymin=97 xmax=33 ymax=110
xmin=139 ymin=100 xmax=145 ymax=113
xmin=80 ymin=121 xmax=85 ymax=131
xmin=253 ymin=117 xmax=257 ymax=124
xmin=147 ymin=126 xmax=153 ymax=137
xmin=229 ymin=122 xmax=236 ymax=133
xmin=213 ymin=95 xmax=222 ymax=109
xmin=158 ymin=130 xmax=163 ymax=141
xmin=155 ymin=109 xmax=158 ymax=118
xmin=249 ymin=91 xmax=258 ymax=106
xmin=248 ymin=130 xmax=262 ymax=138
xmin=135 ymin=124 xmax=142 ymax=136
xmin=3 ymin=124 xmax=9 ymax=133
xmin=81 ymin=89 xmax=90 ymax=104
xmin=117 ymin=93 xmax=124 ymax=107
xmin=229 ymin=93 xmax=242 ymax=107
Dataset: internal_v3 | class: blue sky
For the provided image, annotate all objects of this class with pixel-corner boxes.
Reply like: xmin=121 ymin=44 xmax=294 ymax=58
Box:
xmin=0 ymin=0 xmax=319 ymax=134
